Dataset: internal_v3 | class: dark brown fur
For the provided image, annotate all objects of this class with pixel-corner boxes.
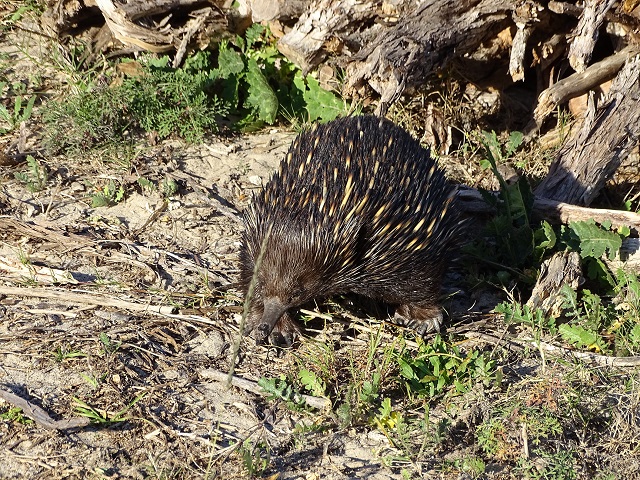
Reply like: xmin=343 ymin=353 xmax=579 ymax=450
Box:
xmin=240 ymin=115 xmax=464 ymax=346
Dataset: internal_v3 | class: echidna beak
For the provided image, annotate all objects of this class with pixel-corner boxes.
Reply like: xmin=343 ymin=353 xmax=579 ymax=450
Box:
xmin=255 ymin=298 xmax=288 ymax=345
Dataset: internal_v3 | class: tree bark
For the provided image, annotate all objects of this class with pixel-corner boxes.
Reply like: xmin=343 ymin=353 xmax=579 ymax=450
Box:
xmin=343 ymin=0 xmax=512 ymax=114
xmin=534 ymin=54 xmax=640 ymax=205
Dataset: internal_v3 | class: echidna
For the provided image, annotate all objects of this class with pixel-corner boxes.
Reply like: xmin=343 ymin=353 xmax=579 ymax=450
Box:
xmin=240 ymin=115 xmax=464 ymax=346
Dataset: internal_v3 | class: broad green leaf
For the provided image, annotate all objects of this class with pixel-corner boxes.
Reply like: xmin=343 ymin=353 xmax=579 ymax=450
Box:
xmin=303 ymin=75 xmax=345 ymax=122
xmin=245 ymin=59 xmax=278 ymax=124
xmin=570 ymin=220 xmax=622 ymax=259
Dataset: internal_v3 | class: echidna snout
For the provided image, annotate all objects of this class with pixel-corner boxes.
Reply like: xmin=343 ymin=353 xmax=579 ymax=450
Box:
xmin=240 ymin=115 xmax=465 ymax=346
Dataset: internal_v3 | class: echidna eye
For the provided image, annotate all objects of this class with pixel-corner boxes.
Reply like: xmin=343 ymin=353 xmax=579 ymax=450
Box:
xmin=287 ymin=288 xmax=305 ymax=305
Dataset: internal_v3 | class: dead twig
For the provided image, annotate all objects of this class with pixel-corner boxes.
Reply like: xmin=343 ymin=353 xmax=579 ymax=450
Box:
xmin=0 ymin=386 xmax=90 ymax=430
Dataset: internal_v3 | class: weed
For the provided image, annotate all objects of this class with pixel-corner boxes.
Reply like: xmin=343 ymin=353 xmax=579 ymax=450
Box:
xmin=90 ymin=180 xmax=125 ymax=207
xmin=81 ymin=372 xmax=106 ymax=389
xmin=238 ymin=439 xmax=270 ymax=477
xmin=52 ymin=345 xmax=87 ymax=362
xmin=453 ymin=456 xmax=486 ymax=478
xmin=215 ymin=23 xmax=350 ymax=129
xmin=335 ymin=328 xmax=396 ymax=427
xmin=466 ymin=130 xmax=555 ymax=286
xmin=161 ymin=177 xmax=179 ymax=197
xmin=0 ymin=1 xmax=45 ymax=32
xmin=0 ymin=82 xmax=36 ymax=134
xmin=379 ymin=404 xmax=450 ymax=464
xmin=397 ymin=335 xmax=496 ymax=399
xmin=496 ymin=301 xmax=557 ymax=334
xmin=477 ymin=401 xmax=563 ymax=460
xmin=14 ymin=155 xmax=48 ymax=193
xmin=515 ymin=448 xmax=577 ymax=480
xmin=43 ymin=86 xmax=131 ymax=154
xmin=73 ymin=392 xmax=146 ymax=425
xmin=125 ymin=54 xmax=226 ymax=142
xmin=258 ymin=375 xmax=307 ymax=411
xmin=0 ymin=407 xmax=34 ymax=425
xmin=99 ymin=332 xmax=121 ymax=354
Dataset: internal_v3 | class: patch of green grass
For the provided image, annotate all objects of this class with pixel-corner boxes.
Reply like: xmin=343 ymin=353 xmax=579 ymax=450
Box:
xmin=42 ymin=85 xmax=132 ymax=154
xmin=0 ymin=406 xmax=34 ymax=425
xmin=73 ymin=392 xmax=145 ymax=426
xmin=43 ymin=23 xmax=351 ymax=153
xmin=477 ymin=401 xmax=563 ymax=460
xmin=14 ymin=155 xmax=47 ymax=192
xmin=52 ymin=344 xmax=87 ymax=362
xmin=397 ymin=335 xmax=496 ymax=399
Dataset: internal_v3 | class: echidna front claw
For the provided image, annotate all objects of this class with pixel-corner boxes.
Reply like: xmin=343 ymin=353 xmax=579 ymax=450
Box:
xmin=394 ymin=303 xmax=443 ymax=336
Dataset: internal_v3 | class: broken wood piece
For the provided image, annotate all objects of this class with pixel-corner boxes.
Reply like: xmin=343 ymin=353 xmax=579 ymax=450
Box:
xmin=534 ymin=54 xmax=640 ymax=205
xmin=567 ymin=0 xmax=617 ymax=72
xmin=93 ymin=0 xmax=174 ymax=52
xmin=509 ymin=1 xmax=544 ymax=82
xmin=249 ymin=0 xmax=308 ymax=23
xmin=0 ymin=285 xmax=178 ymax=315
xmin=533 ymin=44 xmax=639 ymax=125
xmin=458 ymin=187 xmax=640 ymax=234
xmin=0 ymin=386 xmax=90 ymax=430
xmin=344 ymin=0 xmax=511 ymax=115
xmin=277 ymin=0 xmax=376 ymax=73
xmin=527 ymin=251 xmax=583 ymax=317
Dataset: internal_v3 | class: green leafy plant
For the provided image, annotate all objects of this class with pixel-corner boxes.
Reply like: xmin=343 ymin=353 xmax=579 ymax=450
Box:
xmin=0 ymin=83 xmax=36 ymax=134
xmin=14 ymin=155 xmax=48 ymax=192
xmin=258 ymin=375 xmax=307 ymax=410
xmin=0 ymin=407 xmax=34 ymax=425
xmin=298 ymin=369 xmax=327 ymax=397
xmin=238 ymin=439 xmax=270 ymax=477
xmin=397 ymin=335 xmax=496 ymax=399
xmin=561 ymin=219 xmax=627 ymax=287
xmin=215 ymin=23 xmax=348 ymax=129
xmin=496 ymin=301 xmax=557 ymax=334
xmin=52 ymin=345 xmax=87 ymax=362
xmin=73 ymin=393 xmax=146 ymax=425
xmin=91 ymin=180 xmax=125 ymax=207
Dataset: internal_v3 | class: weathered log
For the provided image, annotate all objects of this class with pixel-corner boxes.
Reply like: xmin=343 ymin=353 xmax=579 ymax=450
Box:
xmin=277 ymin=0 xmax=380 ymax=74
xmin=343 ymin=0 xmax=512 ymax=115
xmin=567 ymin=0 xmax=617 ymax=72
xmin=249 ymin=0 xmax=308 ymax=23
xmin=458 ymin=188 xmax=640 ymax=235
xmin=534 ymin=54 xmax=640 ymax=205
xmin=43 ymin=0 xmax=227 ymax=62
xmin=533 ymin=45 xmax=640 ymax=126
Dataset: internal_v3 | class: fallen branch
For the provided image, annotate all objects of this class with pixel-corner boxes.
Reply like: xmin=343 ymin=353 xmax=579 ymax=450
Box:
xmin=533 ymin=45 xmax=639 ymax=126
xmin=0 ymin=285 xmax=177 ymax=315
xmin=0 ymin=386 xmax=90 ymax=430
xmin=458 ymin=187 xmax=640 ymax=234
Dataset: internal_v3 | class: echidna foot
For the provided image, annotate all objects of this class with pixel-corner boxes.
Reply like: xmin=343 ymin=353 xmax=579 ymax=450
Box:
xmin=394 ymin=303 xmax=443 ymax=336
